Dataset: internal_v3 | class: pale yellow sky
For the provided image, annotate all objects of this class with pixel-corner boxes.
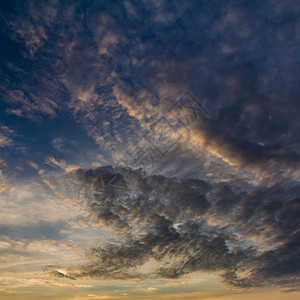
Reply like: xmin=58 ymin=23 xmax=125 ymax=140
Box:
xmin=0 ymin=272 xmax=299 ymax=300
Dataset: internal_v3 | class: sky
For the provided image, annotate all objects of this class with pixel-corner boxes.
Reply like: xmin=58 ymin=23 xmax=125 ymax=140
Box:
xmin=0 ymin=0 xmax=300 ymax=299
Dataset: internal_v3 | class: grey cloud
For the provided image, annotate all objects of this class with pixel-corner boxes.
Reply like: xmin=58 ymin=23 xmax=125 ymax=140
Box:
xmin=47 ymin=166 xmax=300 ymax=289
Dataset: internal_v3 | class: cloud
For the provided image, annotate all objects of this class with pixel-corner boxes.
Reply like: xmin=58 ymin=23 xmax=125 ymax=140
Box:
xmin=45 ymin=155 xmax=80 ymax=172
xmin=1 ymin=0 xmax=300 ymax=296
xmin=0 ymin=276 xmax=91 ymax=293
xmin=2 ymin=0 xmax=299 ymax=171
xmin=44 ymin=166 xmax=300 ymax=289
xmin=0 ymin=177 xmax=82 ymax=226
xmin=0 ymin=126 xmax=15 ymax=148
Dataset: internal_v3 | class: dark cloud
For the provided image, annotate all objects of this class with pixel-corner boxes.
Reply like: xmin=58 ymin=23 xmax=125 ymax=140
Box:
xmin=45 ymin=166 xmax=300 ymax=289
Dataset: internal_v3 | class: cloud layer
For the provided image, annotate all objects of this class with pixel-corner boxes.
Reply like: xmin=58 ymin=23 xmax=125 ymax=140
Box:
xmin=1 ymin=0 xmax=300 ymax=297
xmin=43 ymin=166 xmax=300 ymax=289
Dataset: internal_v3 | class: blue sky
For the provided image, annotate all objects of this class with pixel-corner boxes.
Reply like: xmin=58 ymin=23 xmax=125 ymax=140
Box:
xmin=0 ymin=0 xmax=300 ymax=299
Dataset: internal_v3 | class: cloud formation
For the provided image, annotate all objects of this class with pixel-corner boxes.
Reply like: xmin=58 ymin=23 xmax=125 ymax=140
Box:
xmin=1 ymin=0 xmax=300 ymax=297
xmin=44 ymin=166 xmax=300 ymax=289
xmin=1 ymin=0 xmax=300 ymax=176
